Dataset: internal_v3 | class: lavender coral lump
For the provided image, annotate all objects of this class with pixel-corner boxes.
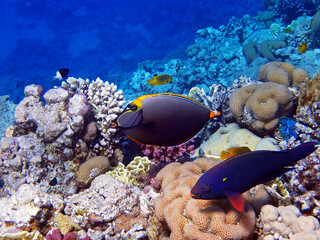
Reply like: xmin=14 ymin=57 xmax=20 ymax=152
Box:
xmin=3 ymin=0 xmax=320 ymax=239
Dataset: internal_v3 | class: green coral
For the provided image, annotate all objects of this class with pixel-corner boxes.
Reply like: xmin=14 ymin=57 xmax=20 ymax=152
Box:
xmin=107 ymin=156 xmax=152 ymax=185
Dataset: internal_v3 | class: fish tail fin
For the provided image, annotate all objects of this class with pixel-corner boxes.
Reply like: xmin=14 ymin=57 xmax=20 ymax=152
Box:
xmin=288 ymin=142 xmax=318 ymax=164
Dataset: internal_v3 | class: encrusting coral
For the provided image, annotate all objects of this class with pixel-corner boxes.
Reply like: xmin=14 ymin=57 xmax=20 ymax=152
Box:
xmin=154 ymin=158 xmax=256 ymax=240
xmin=230 ymin=82 xmax=294 ymax=134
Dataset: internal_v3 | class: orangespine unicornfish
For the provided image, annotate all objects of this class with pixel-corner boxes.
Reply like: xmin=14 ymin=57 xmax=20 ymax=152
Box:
xmin=112 ymin=92 xmax=226 ymax=146
xmin=190 ymin=142 xmax=319 ymax=212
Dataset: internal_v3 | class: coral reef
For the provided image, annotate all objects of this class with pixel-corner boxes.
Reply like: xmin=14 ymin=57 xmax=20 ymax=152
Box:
xmin=0 ymin=183 xmax=64 ymax=235
xmin=0 ymin=95 xmax=15 ymax=138
xmin=259 ymin=204 xmax=320 ymax=239
xmin=107 ymin=156 xmax=152 ymax=185
xmin=61 ymin=77 xmax=125 ymax=159
xmin=154 ymin=158 xmax=256 ymax=240
xmin=274 ymin=0 xmax=319 ymax=24
xmin=75 ymin=156 xmax=110 ymax=187
xmin=279 ymin=141 xmax=320 ymax=220
xmin=141 ymin=139 xmax=195 ymax=164
xmin=258 ymin=62 xmax=309 ymax=87
xmin=230 ymin=82 xmax=294 ymax=135
xmin=194 ymin=123 xmax=279 ymax=158
xmin=295 ymin=72 xmax=320 ymax=141
xmin=64 ymin=174 xmax=154 ymax=239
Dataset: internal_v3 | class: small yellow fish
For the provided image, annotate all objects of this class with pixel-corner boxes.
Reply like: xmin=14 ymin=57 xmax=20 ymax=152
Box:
xmin=298 ymin=42 xmax=307 ymax=54
xmin=147 ymin=74 xmax=172 ymax=86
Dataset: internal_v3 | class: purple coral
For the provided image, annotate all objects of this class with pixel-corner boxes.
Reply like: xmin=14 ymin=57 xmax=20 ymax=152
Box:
xmin=46 ymin=229 xmax=63 ymax=240
xmin=46 ymin=229 xmax=91 ymax=240
xmin=141 ymin=139 xmax=195 ymax=164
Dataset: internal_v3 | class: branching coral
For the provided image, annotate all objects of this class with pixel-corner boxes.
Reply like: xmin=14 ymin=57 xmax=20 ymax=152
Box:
xmin=154 ymin=158 xmax=256 ymax=240
xmin=141 ymin=139 xmax=195 ymax=164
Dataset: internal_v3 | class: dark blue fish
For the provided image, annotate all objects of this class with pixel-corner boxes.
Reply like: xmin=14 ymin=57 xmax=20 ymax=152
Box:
xmin=190 ymin=142 xmax=318 ymax=212
xmin=112 ymin=93 xmax=225 ymax=146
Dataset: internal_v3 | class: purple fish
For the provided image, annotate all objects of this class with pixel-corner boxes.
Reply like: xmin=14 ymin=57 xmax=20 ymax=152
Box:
xmin=190 ymin=142 xmax=318 ymax=212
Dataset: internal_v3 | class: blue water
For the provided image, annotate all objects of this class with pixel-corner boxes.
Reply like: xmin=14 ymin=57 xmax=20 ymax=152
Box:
xmin=0 ymin=0 xmax=263 ymax=103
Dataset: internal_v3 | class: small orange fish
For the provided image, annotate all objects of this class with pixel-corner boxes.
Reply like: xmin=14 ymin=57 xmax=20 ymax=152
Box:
xmin=147 ymin=74 xmax=172 ymax=86
xmin=298 ymin=42 xmax=307 ymax=54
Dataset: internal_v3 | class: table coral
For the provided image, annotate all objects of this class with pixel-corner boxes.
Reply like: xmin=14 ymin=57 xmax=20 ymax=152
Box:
xmin=154 ymin=158 xmax=256 ymax=240
xmin=230 ymin=82 xmax=294 ymax=135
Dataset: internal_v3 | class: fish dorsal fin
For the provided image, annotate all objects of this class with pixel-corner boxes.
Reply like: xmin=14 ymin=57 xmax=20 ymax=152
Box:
xmin=220 ymin=147 xmax=251 ymax=160
xmin=225 ymin=190 xmax=244 ymax=212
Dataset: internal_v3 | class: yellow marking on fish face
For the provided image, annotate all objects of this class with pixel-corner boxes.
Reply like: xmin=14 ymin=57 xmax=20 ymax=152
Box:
xmin=223 ymin=177 xmax=227 ymax=182
xmin=132 ymin=93 xmax=212 ymax=112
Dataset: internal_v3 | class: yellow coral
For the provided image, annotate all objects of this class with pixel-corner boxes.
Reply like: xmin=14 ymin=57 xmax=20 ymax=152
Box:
xmin=230 ymin=82 xmax=293 ymax=134
xmin=107 ymin=156 xmax=152 ymax=185
xmin=154 ymin=158 xmax=256 ymax=240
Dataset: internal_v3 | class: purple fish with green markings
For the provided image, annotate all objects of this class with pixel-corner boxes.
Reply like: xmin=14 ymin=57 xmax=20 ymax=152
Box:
xmin=190 ymin=142 xmax=319 ymax=212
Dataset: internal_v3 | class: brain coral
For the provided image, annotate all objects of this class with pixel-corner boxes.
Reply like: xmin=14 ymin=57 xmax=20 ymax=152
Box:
xmin=258 ymin=62 xmax=309 ymax=87
xmin=230 ymin=82 xmax=294 ymax=134
xmin=76 ymin=156 xmax=110 ymax=187
xmin=154 ymin=158 xmax=256 ymax=240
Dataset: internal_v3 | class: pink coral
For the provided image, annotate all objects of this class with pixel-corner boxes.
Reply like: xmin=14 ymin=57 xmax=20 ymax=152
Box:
xmin=46 ymin=229 xmax=90 ymax=240
xmin=142 ymin=139 xmax=196 ymax=164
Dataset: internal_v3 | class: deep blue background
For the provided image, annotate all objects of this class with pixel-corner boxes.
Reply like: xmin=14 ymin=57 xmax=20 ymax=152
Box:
xmin=0 ymin=0 xmax=263 ymax=102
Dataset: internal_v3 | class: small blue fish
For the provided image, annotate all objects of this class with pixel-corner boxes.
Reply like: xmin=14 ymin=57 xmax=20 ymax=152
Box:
xmin=190 ymin=142 xmax=318 ymax=212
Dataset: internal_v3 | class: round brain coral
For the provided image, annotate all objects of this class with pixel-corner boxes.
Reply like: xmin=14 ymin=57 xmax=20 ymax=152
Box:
xmin=76 ymin=156 xmax=110 ymax=187
xmin=230 ymin=82 xmax=294 ymax=134
xmin=154 ymin=158 xmax=256 ymax=240
xmin=258 ymin=62 xmax=309 ymax=87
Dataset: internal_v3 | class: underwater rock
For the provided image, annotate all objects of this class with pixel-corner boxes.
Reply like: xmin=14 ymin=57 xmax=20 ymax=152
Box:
xmin=64 ymin=174 xmax=154 ymax=239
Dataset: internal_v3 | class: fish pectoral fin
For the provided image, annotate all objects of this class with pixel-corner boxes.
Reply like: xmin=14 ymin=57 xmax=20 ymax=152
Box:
xmin=225 ymin=190 xmax=244 ymax=212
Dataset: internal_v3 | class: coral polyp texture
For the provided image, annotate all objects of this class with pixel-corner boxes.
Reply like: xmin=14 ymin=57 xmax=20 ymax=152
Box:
xmin=229 ymin=82 xmax=294 ymax=135
xmin=258 ymin=61 xmax=309 ymax=87
xmin=141 ymin=139 xmax=195 ymax=164
xmin=295 ymin=72 xmax=320 ymax=141
xmin=154 ymin=158 xmax=256 ymax=240
xmin=260 ymin=204 xmax=320 ymax=240
xmin=75 ymin=156 xmax=110 ymax=187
